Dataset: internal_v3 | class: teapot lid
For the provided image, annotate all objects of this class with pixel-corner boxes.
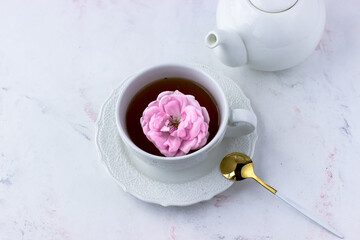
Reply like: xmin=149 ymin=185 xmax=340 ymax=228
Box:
xmin=249 ymin=0 xmax=298 ymax=13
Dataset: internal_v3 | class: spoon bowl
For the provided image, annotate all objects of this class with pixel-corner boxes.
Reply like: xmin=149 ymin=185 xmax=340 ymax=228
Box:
xmin=220 ymin=152 xmax=276 ymax=193
xmin=220 ymin=152 xmax=252 ymax=180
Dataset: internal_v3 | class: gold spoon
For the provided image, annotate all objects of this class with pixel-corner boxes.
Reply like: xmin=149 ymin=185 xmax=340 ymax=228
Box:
xmin=220 ymin=152 xmax=343 ymax=239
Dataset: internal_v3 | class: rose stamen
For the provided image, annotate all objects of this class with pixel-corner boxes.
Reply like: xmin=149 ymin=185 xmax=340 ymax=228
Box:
xmin=168 ymin=115 xmax=181 ymax=130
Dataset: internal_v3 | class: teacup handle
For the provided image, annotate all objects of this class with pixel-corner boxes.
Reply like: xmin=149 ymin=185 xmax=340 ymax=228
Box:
xmin=225 ymin=109 xmax=257 ymax=138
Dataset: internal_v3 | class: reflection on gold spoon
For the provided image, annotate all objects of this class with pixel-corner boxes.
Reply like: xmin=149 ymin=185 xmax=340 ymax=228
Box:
xmin=220 ymin=152 xmax=343 ymax=239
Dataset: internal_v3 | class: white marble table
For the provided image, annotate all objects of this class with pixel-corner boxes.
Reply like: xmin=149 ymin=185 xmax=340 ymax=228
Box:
xmin=1 ymin=0 xmax=359 ymax=239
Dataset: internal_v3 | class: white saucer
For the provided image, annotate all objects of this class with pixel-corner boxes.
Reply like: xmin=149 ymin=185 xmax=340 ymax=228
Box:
xmin=95 ymin=64 xmax=258 ymax=206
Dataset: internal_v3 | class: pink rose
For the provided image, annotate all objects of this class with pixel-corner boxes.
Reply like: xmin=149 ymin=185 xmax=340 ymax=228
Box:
xmin=140 ymin=90 xmax=210 ymax=157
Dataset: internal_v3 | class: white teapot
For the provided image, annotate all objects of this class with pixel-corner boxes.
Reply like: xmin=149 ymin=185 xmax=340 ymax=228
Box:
xmin=205 ymin=0 xmax=326 ymax=71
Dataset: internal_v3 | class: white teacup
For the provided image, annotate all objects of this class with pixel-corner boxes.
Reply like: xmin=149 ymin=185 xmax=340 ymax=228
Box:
xmin=115 ymin=64 xmax=256 ymax=181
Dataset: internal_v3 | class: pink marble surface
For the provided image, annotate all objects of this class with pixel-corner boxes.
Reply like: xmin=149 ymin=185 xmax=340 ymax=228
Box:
xmin=0 ymin=0 xmax=359 ymax=239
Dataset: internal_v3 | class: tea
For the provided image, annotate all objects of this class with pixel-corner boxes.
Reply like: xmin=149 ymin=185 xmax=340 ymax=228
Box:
xmin=125 ymin=78 xmax=220 ymax=156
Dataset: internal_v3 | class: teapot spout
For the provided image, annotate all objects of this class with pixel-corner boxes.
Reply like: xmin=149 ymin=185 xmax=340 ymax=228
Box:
xmin=205 ymin=29 xmax=247 ymax=67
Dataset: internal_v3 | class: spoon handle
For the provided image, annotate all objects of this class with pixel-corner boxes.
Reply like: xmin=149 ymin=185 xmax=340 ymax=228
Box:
xmin=275 ymin=191 xmax=344 ymax=239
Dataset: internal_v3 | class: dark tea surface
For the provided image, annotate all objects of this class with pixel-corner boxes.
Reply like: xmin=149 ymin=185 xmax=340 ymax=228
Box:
xmin=125 ymin=78 xmax=220 ymax=156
